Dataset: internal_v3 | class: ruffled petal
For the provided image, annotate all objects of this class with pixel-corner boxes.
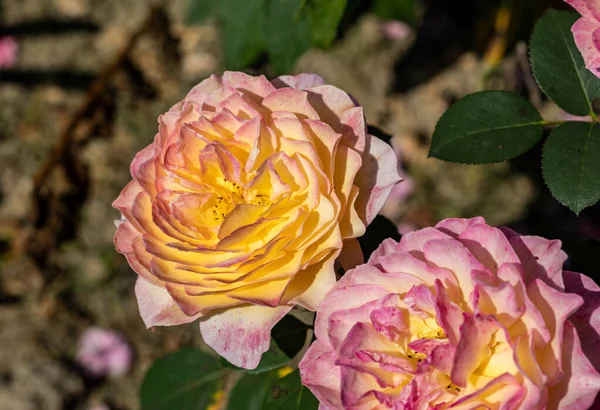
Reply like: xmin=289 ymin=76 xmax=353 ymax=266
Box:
xmin=135 ymin=277 xmax=201 ymax=327
xmin=199 ymin=304 xmax=292 ymax=369
xmin=354 ymin=135 xmax=402 ymax=225
xmin=509 ymin=235 xmax=567 ymax=289
xmin=547 ymin=321 xmax=600 ymax=410
xmin=272 ymin=73 xmax=326 ymax=90
xmin=299 ymin=339 xmax=343 ymax=409
xmin=566 ymin=0 xmax=600 ymax=24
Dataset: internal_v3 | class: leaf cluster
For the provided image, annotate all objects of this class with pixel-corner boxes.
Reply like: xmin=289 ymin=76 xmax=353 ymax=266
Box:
xmin=429 ymin=10 xmax=600 ymax=214
xmin=186 ymin=0 xmax=347 ymax=74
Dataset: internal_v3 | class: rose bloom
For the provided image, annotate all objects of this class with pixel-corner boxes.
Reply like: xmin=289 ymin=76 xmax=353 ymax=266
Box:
xmin=113 ymin=72 xmax=401 ymax=369
xmin=566 ymin=0 xmax=600 ymax=78
xmin=299 ymin=217 xmax=600 ymax=409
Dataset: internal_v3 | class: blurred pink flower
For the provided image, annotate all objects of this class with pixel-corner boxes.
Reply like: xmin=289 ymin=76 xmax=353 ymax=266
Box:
xmin=0 ymin=37 xmax=17 ymax=69
xmin=566 ymin=0 xmax=600 ymax=77
xmin=380 ymin=20 xmax=412 ymax=41
xmin=397 ymin=222 xmax=417 ymax=235
xmin=300 ymin=217 xmax=600 ymax=409
xmin=76 ymin=327 xmax=132 ymax=378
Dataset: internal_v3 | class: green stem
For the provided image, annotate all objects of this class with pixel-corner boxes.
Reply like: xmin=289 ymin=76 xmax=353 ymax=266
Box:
xmin=541 ymin=120 xmax=569 ymax=126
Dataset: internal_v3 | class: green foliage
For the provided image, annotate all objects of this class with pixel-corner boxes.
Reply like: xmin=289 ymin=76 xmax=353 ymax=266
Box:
xmin=185 ymin=0 xmax=217 ymax=25
xmin=429 ymin=8 xmax=600 ymax=213
xmin=220 ymin=341 xmax=291 ymax=374
xmin=530 ymin=10 xmax=600 ymax=117
xmin=271 ymin=314 xmax=311 ymax=359
xmin=140 ymin=348 xmax=224 ymax=410
xmin=220 ymin=0 xmax=267 ymax=70
xmin=264 ymin=370 xmax=319 ymax=410
xmin=542 ymin=122 xmax=600 ymax=214
xmin=429 ymin=91 xmax=544 ymax=164
xmin=226 ymin=371 xmax=280 ymax=410
xmin=227 ymin=369 xmax=318 ymax=410
xmin=372 ymin=0 xmax=419 ymax=26
xmin=186 ymin=0 xmax=349 ymax=72
xmin=265 ymin=0 xmax=313 ymax=74
xmin=305 ymin=0 xmax=347 ymax=48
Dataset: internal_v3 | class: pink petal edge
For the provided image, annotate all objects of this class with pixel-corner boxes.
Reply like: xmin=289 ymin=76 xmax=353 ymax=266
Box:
xmin=199 ymin=304 xmax=292 ymax=369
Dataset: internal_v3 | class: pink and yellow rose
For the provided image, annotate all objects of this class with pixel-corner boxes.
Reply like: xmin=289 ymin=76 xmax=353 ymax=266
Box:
xmin=113 ymin=72 xmax=401 ymax=369
xmin=300 ymin=217 xmax=600 ymax=409
xmin=566 ymin=0 xmax=600 ymax=78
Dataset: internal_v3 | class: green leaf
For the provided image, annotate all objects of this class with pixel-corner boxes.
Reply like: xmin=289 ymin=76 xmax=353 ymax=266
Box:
xmin=429 ymin=91 xmax=544 ymax=164
xmin=265 ymin=0 xmax=313 ymax=74
xmin=372 ymin=0 xmax=419 ymax=26
xmin=185 ymin=0 xmax=217 ymax=25
xmin=271 ymin=314 xmax=311 ymax=359
xmin=140 ymin=348 xmax=224 ymax=410
xmin=530 ymin=10 xmax=600 ymax=117
xmin=542 ymin=122 xmax=600 ymax=214
xmin=304 ymin=0 xmax=347 ymax=48
xmin=264 ymin=370 xmax=318 ymax=410
xmin=220 ymin=341 xmax=290 ymax=374
xmin=226 ymin=371 xmax=280 ymax=410
xmin=219 ymin=0 xmax=267 ymax=70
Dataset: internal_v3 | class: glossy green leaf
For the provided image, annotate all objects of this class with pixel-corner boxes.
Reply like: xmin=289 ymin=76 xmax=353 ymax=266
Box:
xmin=542 ymin=122 xmax=600 ymax=214
xmin=226 ymin=371 xmax=280 ymax=410
xmin=185 ymin=0 xmax=217 ymax=25
xmin=429 ymin=91 xmax=544 ymax=164
xmin=305 ymin=0 xmax=347 ymax=48
xmin=265 ymin=0 xmax=313 ymax=74
xmin=530 ymin=10 xmax=600 ymax=116
xmin=140 ymin=348 xmax=224 ymax=410
xmin=264 ymin=370 xmax=318 ymax=410
xmin=220 ymin=341 xmax=290 ymax=374
xmin=220 ymin=0 xmax=266 ymax=70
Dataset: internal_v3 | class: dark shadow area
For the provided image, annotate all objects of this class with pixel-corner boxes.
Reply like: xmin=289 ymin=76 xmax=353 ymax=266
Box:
xmin=359 ymin=214 xmax=402 ymax=260
xmin=391 ymin=0 xmax=570 ymax=93
xmin=0 ymin=18 xmax=99 ymax=36
xmin=392 ymin=0 xmax=499 ymax=92
xmin=0 ymin=69 xmax=95 ymax=90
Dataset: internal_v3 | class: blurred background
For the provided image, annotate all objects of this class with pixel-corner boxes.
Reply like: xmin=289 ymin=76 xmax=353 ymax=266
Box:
xmin=0 ymin=0 xmax=599 ymax=409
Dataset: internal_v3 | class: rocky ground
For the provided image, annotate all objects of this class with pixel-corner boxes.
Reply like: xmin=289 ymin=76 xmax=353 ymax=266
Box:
xmin=0 ymin=1 xmax=569 ymax=409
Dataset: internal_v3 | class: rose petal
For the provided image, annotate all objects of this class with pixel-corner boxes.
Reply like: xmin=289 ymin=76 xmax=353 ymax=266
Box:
xmin=509 ymin=235 xmax=567 ymax=289
xmin=314 ymin=282 xmax=390 ymax=343
xmin=566 ymin=0 xmax=600 ymax=23
xmin=434 ymin=217 xmax=487 ymax=238
xmin=564 ymin=271 xmax=600 ymax=372
xmin=573 ymin=17 xmax=600 ymax=77
xmin=354 ymin=135 xmax=402 ymax=225
xmin=135 ymin=277 xmax=201 ymax=327
xmin=222 ymin=71 xmax=276 ymax=99
xmin=451 ymin=314 xmax=500 ymax=387
xmin=458 ymin=224 xmax=520 ymax=272
xmin=546 ymin=321 xmax=600 ymax=410
xmin=299 ymin=339 xmax=343 ymax=408
xmin=272 ymin=73 xmax=326 ymax=90
xmin=199 ymin=304 xmax=292 ymax=369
